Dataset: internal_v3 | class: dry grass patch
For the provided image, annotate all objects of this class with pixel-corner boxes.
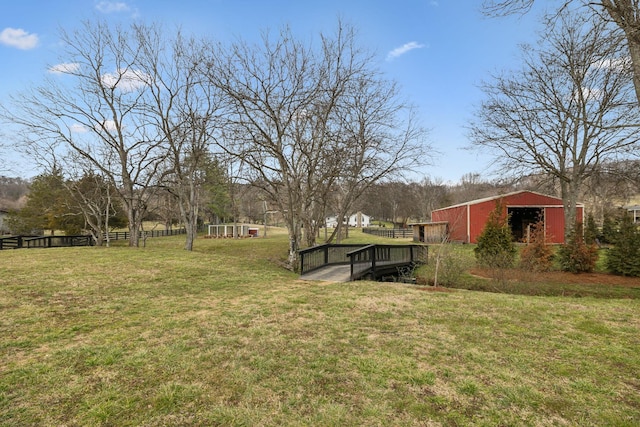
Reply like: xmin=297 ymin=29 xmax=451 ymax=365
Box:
xmin=1 ymin=234 xmax=639 ymax=425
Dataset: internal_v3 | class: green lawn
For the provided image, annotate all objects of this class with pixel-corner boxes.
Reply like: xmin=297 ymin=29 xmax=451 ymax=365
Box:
xmin=1 ymin=230 xmax=639 ymax=426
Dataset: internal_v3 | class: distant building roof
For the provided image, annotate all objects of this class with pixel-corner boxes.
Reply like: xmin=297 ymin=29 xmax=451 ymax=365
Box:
xmin=432 ymin=190 xmax=583 ymax=212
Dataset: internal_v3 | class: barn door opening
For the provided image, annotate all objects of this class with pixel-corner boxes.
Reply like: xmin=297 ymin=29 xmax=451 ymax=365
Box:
xmin=508 ymin=207 xmax=543 ymax=242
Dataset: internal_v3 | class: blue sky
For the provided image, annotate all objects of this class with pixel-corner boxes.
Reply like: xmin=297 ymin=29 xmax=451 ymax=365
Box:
xmin=0 ymin=0 xmax=547 ymax=183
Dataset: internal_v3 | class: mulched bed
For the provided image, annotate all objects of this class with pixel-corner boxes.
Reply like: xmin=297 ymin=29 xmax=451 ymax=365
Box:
xmin=470 ymin=268 xmax=640 ymax=288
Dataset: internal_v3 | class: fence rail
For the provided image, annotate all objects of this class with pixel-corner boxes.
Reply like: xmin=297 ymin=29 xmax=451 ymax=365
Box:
xmin=362 ymin=227 xmax=413 ymax=239
xmin=0 ymin=228 xmax=187 ymax=250
xmin=0 ymin=235 xmax=94 ymax=250
xmin=24 ymin=235 xmax=95 ymax=248
xmin=104 ymin=228 xmax=186 ymax=241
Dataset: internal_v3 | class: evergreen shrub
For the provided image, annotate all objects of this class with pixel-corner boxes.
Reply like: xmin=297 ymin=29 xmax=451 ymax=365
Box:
xmin=519 ymin=220 xmax=554 ymax=272
xmin=606 ymin=215 xmax=640 ymax=277
xmin=474 ymin=200 xmax=517 ymax=269
xmin=557 ymin=223 xmax=598 ymax=273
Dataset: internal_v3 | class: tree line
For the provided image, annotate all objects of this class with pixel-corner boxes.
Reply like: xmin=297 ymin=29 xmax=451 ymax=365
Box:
xmin=0 ymin=20 xmax=429 ymax=267
xmin=3 ymin=1 xmax=640 ymax=267
xmin=2 ymin=164 xmax=636 ymax=242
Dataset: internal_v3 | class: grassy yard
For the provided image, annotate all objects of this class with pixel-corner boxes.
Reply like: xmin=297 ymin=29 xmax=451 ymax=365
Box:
xmin=1 ymin=229 xmax=639 ymax=426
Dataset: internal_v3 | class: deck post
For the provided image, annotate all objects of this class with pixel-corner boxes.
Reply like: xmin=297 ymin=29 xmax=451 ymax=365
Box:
xmin=370 ymin=245 xmax=376 ymax=279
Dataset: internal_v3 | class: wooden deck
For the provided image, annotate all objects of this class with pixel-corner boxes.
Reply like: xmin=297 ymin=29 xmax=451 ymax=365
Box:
xmin=299 ymin=243 xmax=428 ymax=282
xmin=300 ymin=265 xmax=352 ymax=282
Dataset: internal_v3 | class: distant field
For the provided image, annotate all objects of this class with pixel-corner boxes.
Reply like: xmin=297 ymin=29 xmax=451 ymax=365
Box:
xmin=1 ymin=229 xmax=639 ymax=426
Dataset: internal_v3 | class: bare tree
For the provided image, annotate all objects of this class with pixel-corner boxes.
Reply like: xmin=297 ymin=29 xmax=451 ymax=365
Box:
xmin=210 ymin=23 xmax=429 ymax=267
xmin=415 ymin=177 xmax=451 ymax=221
xmin=0 ymin=21 xmax=173 ymax=247
xmin=137 ymin=31 xmax=225 ymax=251
xmin=65 ymin=166 xmax=122 ymax=247
xmin=469 ymin=11 xmax=640 ymax=238
xmin=483 ymin=0 xmax=640 ymax=106
xmin=326 ymin=78 xmax=428 ymax=243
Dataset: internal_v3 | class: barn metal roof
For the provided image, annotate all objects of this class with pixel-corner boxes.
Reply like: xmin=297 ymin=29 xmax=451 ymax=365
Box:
xmin=431 ymin=190 xmax=584 ymax=212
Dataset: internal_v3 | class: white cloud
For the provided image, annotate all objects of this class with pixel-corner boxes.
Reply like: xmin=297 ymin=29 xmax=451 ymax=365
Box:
xmin=0 ymin=27 xmax=39 ymax=50
xmin=386 ymin=41 xmax=426 ymax=61
xmin=69 ymin=123 xmax=88 ymax=133
xmin=95 ymin=120 xmax=118 ymax=133
xmin=101 ymin=69 xmax=150 ymax=92
xmin=594 ymin=56 xmax=630 ymax=71
xmin=48 ymin=63 xmax=80 ymax=74
xmin=95 ymin=1 xmax=130 ymax=13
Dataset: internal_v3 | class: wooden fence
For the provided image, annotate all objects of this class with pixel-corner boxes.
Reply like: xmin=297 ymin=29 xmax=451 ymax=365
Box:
xmin=0 ymin=235 xmax=94 ymax=250
xmin=104 ymin=228 xmax=186 ymax=241
xmin=0 ymin=228 xmax=187 ymax=250
xmin=362 ymin=227 xmax=413 ymax=239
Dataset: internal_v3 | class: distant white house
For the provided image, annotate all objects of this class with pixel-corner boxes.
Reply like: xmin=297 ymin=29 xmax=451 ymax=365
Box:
xmin=325 ymin=211 xmax=371 ymax=228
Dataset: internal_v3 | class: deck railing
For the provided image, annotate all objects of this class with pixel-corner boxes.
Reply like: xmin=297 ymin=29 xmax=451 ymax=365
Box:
xmin=299 ymin=243 xmax=427 ymax=280
xmin=347 ymin=244 xmax=427 ymax=281
xmin=299 ymin=244 xmax=367 ymax=275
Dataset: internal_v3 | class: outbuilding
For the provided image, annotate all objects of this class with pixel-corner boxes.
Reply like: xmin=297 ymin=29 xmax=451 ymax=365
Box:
xmin=430 ymin=190 xmax=583 ymax=244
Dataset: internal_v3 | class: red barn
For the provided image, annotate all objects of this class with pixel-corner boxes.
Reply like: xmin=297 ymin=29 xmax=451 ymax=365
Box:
xmin=431 ymin=190 xmax=583 ymax=244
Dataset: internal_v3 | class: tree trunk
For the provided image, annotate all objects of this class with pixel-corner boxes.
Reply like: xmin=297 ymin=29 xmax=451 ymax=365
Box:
xmin=184 ymin=196 xmax=199 ymax=251
xmin=287 ymin=221 xmax=302 ymax=271
xmin=128 ymin=219 xmax=141 ymax=247
xmin=559 ymin=178 xmax=580 ymax=241
xmin=126 ymin=203 xmax=142 ymax=247
xmin=602 ymin=0 xmax=640 ymax=105
xmin=627 ymin=37 xmax=640 ymax=106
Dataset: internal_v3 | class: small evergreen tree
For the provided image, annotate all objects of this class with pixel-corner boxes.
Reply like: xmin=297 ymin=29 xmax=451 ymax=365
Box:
xmin=474 ymin=200 xmax=517 ymax=269
xmin=584 ymin=213 xmax=599 ymax=245
xmin=606 ymin=215 xmax=640 ymax=276
xmin=557 ymin=222 xmax=598 ymax=273
xmin=519 ymin=220 xmax=554 ymax=272
xmin=601 ymin=210 xmax=618 ymax=244
xmin=7 ymin=170 xmax=82 ymax=235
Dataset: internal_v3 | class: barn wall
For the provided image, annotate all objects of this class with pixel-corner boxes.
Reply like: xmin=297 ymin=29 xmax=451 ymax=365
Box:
xmin=469 ymin=199 xmax=505 ymax=243
xmin=544 ymin=206 xmax=584 ymax=244
xmin=543 ymin=207 xmax=565 ymax=244
xmin=432 ymin=205 xmax=468 ymax=242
